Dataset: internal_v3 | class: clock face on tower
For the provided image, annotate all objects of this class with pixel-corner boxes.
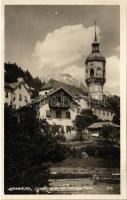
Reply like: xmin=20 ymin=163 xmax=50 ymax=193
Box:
xmin=49 ymin=90 xmax=71 ymax=108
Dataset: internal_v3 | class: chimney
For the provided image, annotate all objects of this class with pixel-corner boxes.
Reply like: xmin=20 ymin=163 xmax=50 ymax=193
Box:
xmin=17 ymin=77 xmax=24 ymax=82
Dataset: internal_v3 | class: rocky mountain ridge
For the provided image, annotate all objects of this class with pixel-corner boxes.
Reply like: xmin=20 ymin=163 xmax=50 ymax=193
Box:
xmin=41 ymin=73 xmax=87 ymax=92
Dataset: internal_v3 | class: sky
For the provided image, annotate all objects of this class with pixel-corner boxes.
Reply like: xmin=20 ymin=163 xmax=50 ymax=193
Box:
xmin=5 ymin=5 xmax=120 ymax=95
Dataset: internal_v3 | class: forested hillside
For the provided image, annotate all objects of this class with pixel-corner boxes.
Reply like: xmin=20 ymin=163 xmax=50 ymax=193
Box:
xmin=4 ymin=62 xmax=43 ymax=91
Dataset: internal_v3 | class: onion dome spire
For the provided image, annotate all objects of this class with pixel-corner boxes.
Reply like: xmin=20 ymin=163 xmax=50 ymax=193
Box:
xmin=94 ymin=21 xmax=97 ymax=41
xmin=92 ymin=21 xmax=100 ymax=53
xmin=85 ymin=22 xmax=106 ymax=64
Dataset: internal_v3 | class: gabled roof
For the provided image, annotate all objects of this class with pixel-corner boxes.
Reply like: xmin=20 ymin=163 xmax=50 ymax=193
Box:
xmin=88 ymin=122 xmax=120 ymax=129
xmin=48 ymin=87 xmax=80 ymax=106
xmin=10 ymin=82 xmax=22 ymax=89
xmin=5 ymin=82 xmax=13 ymax=90
xmin=49 ymin=87 xmax=73 ymax=97
xmin=28 ymin=87 xmax=80 ymax=108
xmin=5 ymin=81 xmax=30 ymax=94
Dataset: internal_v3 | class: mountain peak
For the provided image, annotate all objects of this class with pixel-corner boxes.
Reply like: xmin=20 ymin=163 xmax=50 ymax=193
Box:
xmin=40 ymin=73 xmax=86 ymax=90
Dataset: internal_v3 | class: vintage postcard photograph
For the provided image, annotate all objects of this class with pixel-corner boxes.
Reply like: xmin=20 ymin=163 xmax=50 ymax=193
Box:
xmin=1 ymin=1 xmax=127 ymax=199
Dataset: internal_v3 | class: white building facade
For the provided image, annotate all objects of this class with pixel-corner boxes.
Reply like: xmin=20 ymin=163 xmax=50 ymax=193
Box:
xmin=38 ymin=88 xmax=80 ymax=140
xmin=5 ymin=78 xmax=31 ymax=109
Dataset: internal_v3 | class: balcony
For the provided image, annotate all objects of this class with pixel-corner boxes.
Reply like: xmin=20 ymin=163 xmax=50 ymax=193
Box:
xmin=49 ymin=99 xmax=70 ymax=109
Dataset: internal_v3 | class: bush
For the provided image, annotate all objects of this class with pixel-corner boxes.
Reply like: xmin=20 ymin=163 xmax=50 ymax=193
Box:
xmin=85 ymin=144 xmax=120 ymax=159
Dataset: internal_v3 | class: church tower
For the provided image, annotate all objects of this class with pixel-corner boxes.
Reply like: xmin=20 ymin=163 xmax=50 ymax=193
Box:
xmin=85 ymin=22 xmax=106 ymax=101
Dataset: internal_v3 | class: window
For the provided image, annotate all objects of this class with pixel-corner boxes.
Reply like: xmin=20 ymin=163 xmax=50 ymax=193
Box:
xmin=19 ymin=85 xmax=21 ymax=90
xmin=97 ymin=67 xmax=101 ymax=70
xmin=103 ymin=111 xmax=105 ymax=115
xmin=13 ymin=93 xmax=16 ymax=101
xmin=24 ymin=96 xmax=28 ymax=104
xmin=19 ymin=94 xmax=22 ymax=101
xmin=5 ymin=91 xmax=8 ymax=98
xmin=66 ymin=111 xmax=71 ymax=119
xmin=46 ymin=110 xmax=51 ymax=118
xmin=90 ymin=68 xmax=94 ymax=77
xmin=66 ymin=126 xmax=71 ymax=133
xmin=56 ymin=110 xmax=61 ymax=118
xmin=12 ymin=104 xmax=16 ymax=109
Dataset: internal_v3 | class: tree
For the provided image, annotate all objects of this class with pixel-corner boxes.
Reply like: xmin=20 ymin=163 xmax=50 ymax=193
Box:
xmin=75 ymin=109 xmax=98 ymax=130
xmin=107 ymin=95 xmax=120 ymax=125
xmin=74 ymin=109 xmax=98 ymax=141
xmin=101 ymin=124 xmax=120 ymax=144
xmin=4 ymin=104 xmax=66 ymax=193
xmin=4 ymin=105 xmax=50 ymax=190
xmin=5 ymin=62 xmax=25 ymax=83
xmin=34 ymin=76 xmax=43 ymax=91
xmin=4 ymin=62 xmax=43 ymax=93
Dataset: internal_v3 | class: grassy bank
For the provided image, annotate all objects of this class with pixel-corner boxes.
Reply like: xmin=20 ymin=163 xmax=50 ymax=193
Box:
xmin=51 ymin=157 xmax=120 ymax=168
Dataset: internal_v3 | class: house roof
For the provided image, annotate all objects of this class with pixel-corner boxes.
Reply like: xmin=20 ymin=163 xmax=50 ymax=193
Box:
xmin=11 ymin=82 xmax=22 ymax=89
xmin=49 ymin=87 xmax=72 ymax=97
xmin=5 ymin=82 xmax=13 ymax=90
xmin=5 ymin=80 xmax=30 ymax=94
xmin=88 ymin=122 xmax=120 ymax=129
xmin=24 ymin=87 xmax=80 ymax=108
xmin=5 ymin=80 xmax=23 ymax=89
xmin=29 ymin=86 xmax=36 ymax=91
xmin=48 ymin=87 xmax=80 ymax=106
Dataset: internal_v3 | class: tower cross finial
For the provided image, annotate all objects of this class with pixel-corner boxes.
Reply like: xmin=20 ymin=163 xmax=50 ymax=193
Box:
xmin=94 ymin=21 xmax=97 ymax=41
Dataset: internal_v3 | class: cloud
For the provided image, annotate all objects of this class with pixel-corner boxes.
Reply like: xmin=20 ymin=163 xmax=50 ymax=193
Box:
xmin=33 ymin=24 xmax=119 ymax=95
xmin=113 ymin=46 xmax=120 ymax=52
xmin=104 ymin=55 xmax=120 ymax=95
xmin=34 ymin=24 xmax=100 ymax=70
xmin=62 ymin=56 xmax=120 ymax=95
xmin=62 ymin=65 xmax=85 ymax=81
